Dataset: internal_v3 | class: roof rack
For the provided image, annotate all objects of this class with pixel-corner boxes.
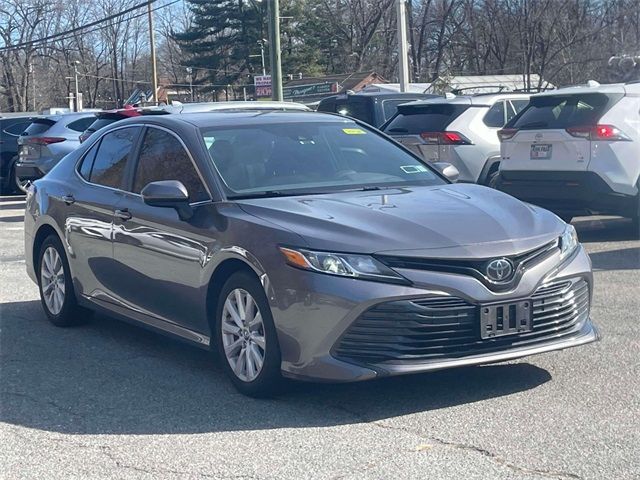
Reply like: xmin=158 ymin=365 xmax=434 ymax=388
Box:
xmin=450 ymin=85 xmax=512 ymax=95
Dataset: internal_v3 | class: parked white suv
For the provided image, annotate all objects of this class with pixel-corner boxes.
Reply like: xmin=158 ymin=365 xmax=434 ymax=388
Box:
xmin=496 ymin=81 xmax=640 ymax=225
xmin=382 ymin=93 xmax=530 ymax=184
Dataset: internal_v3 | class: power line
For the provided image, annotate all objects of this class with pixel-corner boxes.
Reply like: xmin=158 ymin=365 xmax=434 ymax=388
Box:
xmin=0 ymin=0 xmax=169 ymax=52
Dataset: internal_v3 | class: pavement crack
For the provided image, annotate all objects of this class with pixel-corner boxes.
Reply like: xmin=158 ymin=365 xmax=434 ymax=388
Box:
xmin=322 ymin=402 xmax=582 ymax=480
xmin=2 ymin=390 xmax=85 ymax=418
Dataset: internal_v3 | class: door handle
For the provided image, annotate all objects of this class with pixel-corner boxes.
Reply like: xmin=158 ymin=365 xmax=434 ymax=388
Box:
xmin=114 ymin=209 xmax=132 ymax=221
xmin=62 ymin=194 xmax=75 ymax=205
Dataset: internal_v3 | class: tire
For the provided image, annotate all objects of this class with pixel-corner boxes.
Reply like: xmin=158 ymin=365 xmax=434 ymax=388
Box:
xmin=214 ymin=271 xmax=282 ymax=397
xmin=37 ymin=235 xmax=86 ymax=327
xmin=15 ymin=167 xmax=31 ymax=193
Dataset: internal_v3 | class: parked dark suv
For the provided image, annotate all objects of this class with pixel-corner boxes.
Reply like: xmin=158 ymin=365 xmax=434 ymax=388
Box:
xmin=0 ymin=116 xmax=33 ymax=194
xmin=317 ymin=91 xmax=438 ymax=127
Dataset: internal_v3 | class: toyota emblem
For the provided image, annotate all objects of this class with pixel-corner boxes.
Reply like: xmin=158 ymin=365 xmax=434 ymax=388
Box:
xmin=486 ymin=258 xmax=514 ymax=282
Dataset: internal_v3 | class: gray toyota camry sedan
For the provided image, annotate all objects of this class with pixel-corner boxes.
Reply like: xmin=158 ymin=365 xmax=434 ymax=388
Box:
xmin=24 ymin=111 xmax=599 ymax=396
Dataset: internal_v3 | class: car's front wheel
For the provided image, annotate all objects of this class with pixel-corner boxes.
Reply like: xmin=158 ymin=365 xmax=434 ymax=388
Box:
xmin=215 ymin=271 xmax=282 ymax=397
xmin=37 ymin=235 xmax=86 ymax=326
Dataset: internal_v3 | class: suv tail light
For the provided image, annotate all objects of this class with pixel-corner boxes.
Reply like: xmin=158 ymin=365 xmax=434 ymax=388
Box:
xmin=419 ymin=131 xmax=472 ymax=145
xmin=566 ymin=125 xmax=630 ymax=141
xmin=497 ymin=128 xmax=518 ymax=142
xmin=25 ymin=137 xmax=66 ymax=145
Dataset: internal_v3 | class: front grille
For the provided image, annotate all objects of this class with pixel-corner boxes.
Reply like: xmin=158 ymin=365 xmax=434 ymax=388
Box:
xmin=375 ymin=240 xmax=559 ymax=292
xmin=334 ymin=279 xmax=589 ymax=365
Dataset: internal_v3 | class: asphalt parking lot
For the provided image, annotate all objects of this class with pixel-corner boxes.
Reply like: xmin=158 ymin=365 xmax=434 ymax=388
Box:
xmin=1 ymin=194 xmax=638 ymax=480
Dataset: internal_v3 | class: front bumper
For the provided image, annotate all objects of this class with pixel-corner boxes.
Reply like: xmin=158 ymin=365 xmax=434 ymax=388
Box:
xmin=497 ymin=170 xmax=638 ymax=217
xmin=271 ymin=245 xmax=599 ymax=382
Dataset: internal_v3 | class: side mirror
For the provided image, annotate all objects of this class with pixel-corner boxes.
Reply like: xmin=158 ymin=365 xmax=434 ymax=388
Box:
xmin=141 ymin=180 xmax=193 ymax=220
xmin=432 ymin=162 xmax=460 ymax=183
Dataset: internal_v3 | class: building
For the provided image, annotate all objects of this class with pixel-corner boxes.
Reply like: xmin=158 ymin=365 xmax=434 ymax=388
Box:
xmin=427 ymin=75 xmax=554 ymax=94
xmin=282 ymin=71 xmax=386 ymax=103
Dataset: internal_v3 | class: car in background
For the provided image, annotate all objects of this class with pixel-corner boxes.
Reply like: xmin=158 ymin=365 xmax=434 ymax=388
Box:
xmin=79 ymin=101 xmax=311 ymax=144
xmin=382 ymin=93 xmax=530 ymax=184
xmin=0 ymin=115 xmax=33 ymax=194
xmin=317 ymin=91 xmax=438 ymax=128
xmin=25 ymin=111 xmax=598 ymax=396
xmin=496 ymin=81 xmax=640 ymax=226
xmin=14 ymin=112 xmax=97 ymax=191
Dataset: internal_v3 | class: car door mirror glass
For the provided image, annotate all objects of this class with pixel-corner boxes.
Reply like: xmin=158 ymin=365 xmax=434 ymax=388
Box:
xmin=432 ymin=162 xmax=460 ymax=183
xmin=141 ymin=180 xmax=193 ymax=220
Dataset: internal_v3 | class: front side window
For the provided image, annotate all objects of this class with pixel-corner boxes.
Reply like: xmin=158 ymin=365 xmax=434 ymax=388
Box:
xmin=202 ymin=121 xmax=444 ymax=197
xmin=133 ymin=128 xmax=209 ymax=202
xmin=89 ymin=127 xmax=140 ymax=189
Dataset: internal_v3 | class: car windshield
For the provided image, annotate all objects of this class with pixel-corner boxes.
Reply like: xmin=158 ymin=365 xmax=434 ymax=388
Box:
xmin=201 ymin=121 xmax=444 ymax=198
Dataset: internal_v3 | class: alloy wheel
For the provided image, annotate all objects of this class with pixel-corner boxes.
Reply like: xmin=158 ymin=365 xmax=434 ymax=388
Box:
xmin=221 ymin=288 xmax=266 ymax=382
xmin=40 ymin=246 xmax=65 ymax=315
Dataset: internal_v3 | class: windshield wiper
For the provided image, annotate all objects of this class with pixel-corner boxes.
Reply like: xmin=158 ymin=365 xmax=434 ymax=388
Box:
xmin=228 ymin=190 xmax=322 ymax=200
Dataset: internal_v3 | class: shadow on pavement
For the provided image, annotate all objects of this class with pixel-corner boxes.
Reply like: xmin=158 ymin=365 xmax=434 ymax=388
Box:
xmin=588 ymin=247 xmax=640 ymax=271
xmin=0 ymin=300 xmax=551 ymax=435
xmin=573 ymin=216 xmax=639 ymax=243
xmin=0 ymin=215 xmax=24 ymax=223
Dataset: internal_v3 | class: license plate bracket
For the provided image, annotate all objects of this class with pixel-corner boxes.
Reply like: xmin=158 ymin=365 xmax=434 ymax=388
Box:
xmin=480 ymin=300 xmax=533 ymax=339
xmin=530 ymin=144 xmax=552 ymax=159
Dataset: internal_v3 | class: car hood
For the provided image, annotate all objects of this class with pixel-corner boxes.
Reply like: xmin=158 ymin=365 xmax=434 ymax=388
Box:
xmin=238 ymin=184 xmax=565 ymax=258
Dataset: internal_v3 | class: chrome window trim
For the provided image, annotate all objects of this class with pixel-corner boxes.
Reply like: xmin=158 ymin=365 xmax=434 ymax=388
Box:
xmin=74 ymin=122 xmax=213 ymax=206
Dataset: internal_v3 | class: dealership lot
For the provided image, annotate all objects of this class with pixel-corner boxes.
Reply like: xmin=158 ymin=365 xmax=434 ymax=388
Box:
xmin=1 ymin=195 xmax=638 ymax=479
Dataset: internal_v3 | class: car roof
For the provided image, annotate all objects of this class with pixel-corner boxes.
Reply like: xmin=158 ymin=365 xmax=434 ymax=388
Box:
xmin=124 ymin=111 xmax=356 ymax=129
xmin=399 ymin=92 xmax=531 ymax=108
xmin=30 ymin=111 xmax=98 ymax=122
xmin=166 ymin=101 xmax=310 ymax=113
xmin=531 ymin=81 xmax=638 ymax=97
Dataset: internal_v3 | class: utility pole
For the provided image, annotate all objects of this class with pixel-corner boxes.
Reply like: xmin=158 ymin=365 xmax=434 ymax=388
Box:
xmin=73 ymin=61 xmax=80 ymax=111
xmin=267 ymin=0 xmax=283 ymax=101
xmin=29 ymin=64 xmax=36 ymax=111
xmin=148 ymin=0 xmax=159 ymax=105
xmin=259 ymin=40 xmax=266 ymax=76
xmin=186 ymin=67 xmax=194 ymax=102
xmin=396 ymin=0 xmax=410 ymax=92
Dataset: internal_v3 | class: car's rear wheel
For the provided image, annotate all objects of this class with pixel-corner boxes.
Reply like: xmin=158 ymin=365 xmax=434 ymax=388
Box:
xmin=487 ymin=170 xmax=500 ymax=189
xmin=215 ymin=271 xmax=282 ymax=397
xmin=37 ymin=235 xmax=86 ymax=326
xmin=14 ymin=168 xmax=31 ymax=193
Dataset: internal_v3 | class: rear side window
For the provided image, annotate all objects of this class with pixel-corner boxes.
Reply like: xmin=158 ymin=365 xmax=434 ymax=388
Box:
xmin=86 ymin=118 xmax=117 ymax=133
xmin=483 ymin=101 xmax=506 ymax=127
xmin=3 ymin=120 xmax=31 ymax=136
xmin=132 ymin=128 xmax=209 ymax=202
xmin=384 ymin=104 xmax=470 ymax=133
xmin=335 ymin=99 xmax=374 ymax=125
xmin=88 ymin=127 xmax=140 ymax=189
xmin=78 ymin=142 xmax=100 ymax=180
xmin=510 ymin=93 xmax=623 ymax=129
xmin=67 ymin=117 xmax=95 ymax=132
xmin=23 ymin=120 xmax=55 ymax=136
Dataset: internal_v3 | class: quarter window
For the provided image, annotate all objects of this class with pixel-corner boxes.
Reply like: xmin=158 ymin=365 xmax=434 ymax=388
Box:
xmin=78 ymin=141 xmax=100 ymax=180
xmin=89 ymin=127 xmax=140 ymax=189
xmin=483 ymin=101 xmax=506 ymax=127
xmin=132 ymin=128 xmax=208 ymax=202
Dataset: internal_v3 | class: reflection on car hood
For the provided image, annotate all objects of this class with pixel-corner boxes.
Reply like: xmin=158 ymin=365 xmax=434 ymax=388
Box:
xmin=238 ymin=184 xmax=565 ymax=258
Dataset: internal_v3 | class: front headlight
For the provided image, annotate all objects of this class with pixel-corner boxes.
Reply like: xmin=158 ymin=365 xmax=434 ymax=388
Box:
xmin=279 ymin=247 xmax=408 ymax=284
xmin=559 ymin=224 xmax=579 ymax=261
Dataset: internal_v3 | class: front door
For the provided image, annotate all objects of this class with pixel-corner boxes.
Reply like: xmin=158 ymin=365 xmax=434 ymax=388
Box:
xmin=111 ymin=126 xmax=216 ymax=336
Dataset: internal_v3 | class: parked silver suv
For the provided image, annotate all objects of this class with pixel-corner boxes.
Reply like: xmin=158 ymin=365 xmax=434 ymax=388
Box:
xmin=383 ymin=93 xmax=530 ymax=184
xmin=14 ymin=112 xmax=97 ymax=191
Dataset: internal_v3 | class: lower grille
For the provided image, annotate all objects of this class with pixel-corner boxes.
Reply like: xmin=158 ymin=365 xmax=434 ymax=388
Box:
xmin=334 ymin=278 xmax=589 ymax=365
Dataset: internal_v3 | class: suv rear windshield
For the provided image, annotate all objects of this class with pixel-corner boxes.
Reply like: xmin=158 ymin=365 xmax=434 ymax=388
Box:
xmin=22 ymin=119 xmax=56 ymax=136
xmin=384 ymin=104 xmax=470 ymax=133
xmin=86 ymin=118 xmax=118 ymax=133
xmin=509 ymin=93 xmax=623 ymax=129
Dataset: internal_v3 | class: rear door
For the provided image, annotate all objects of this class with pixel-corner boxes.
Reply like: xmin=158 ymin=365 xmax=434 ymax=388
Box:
xmin=383 ymin=103 xmax=471 ymax=162
xmin=64 ymin=126 xmax=142 ymax=302
xmin=110 ymin=126 xmax=214 ymax=336
xmin=501 ymin=92 xmax=623 ymax=172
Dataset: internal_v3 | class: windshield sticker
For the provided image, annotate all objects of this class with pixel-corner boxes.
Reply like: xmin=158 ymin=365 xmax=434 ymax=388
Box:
xmin=401 ymin=165 xmax=428 ymax=174
xmin=342 ymin=128 xmax=366 ymax=135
